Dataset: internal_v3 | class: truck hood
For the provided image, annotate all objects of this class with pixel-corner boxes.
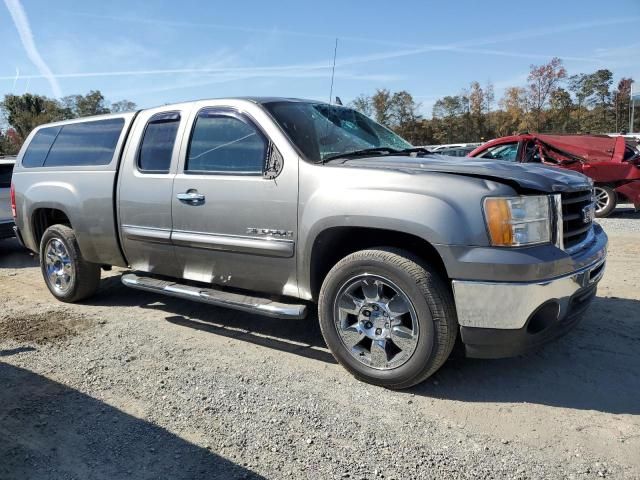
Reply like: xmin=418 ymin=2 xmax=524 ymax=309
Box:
xmin=339 ymin=154 xmax=592 ymax=193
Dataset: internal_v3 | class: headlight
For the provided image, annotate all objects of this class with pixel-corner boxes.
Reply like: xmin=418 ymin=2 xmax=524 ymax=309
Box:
xmin=483 ymin=195 xmax=551 ymax=246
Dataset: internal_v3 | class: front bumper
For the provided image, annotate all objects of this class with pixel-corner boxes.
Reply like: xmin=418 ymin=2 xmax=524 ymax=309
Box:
xmin=451 ymin=227 xmax=607 ymax=358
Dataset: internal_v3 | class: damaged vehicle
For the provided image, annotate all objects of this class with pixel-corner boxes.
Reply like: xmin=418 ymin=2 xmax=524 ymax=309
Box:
xmin=469 ymin=134 xmax=640 ymax=217
xmin=11 ymin=98 xmax=607 ymax=388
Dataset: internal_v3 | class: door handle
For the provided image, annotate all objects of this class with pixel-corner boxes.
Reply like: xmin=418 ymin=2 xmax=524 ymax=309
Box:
xmin=177 ymin=191 xmax=205 ymax=205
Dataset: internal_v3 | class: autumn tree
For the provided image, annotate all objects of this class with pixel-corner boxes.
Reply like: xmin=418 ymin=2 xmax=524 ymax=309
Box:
xmin=527 ymin=57 xmax=567 ymax=131
xmin=371 ymin=89 xmax=393 ymax=125
xmin=350 ymin=94 xmax=373 ymax=117
xmin=498 ymin=87 xmax=529 ymax=135
xmin=389 ymin=91 xmax=421 ymax=142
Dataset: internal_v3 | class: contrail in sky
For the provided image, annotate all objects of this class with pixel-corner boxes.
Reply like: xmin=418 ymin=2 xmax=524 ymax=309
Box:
xmin=3 ymin=0 xmax=62 ymax=97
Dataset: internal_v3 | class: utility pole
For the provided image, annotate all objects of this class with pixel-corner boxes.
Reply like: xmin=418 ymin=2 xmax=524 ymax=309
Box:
xmin=631 ymin=82 xmax=636 ymax=134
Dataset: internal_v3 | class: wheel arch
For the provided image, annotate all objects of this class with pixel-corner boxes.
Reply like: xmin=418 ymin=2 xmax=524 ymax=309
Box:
xmin=31 ymin=207 xmax=73 ymax=248
xmin=305 ymin=225 xmax=449 ymax=302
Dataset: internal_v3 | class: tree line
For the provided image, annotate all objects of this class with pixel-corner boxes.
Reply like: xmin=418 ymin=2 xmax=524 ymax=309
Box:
xmin=0 ymin=91 xmax=136 ymax=155
xmin=350 ymin=58 xmax=637 ymax=145
xmin=1 ymin=57 xmax=637 ymax=154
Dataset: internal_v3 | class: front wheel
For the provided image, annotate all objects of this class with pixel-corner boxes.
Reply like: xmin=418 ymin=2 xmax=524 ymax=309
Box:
xmin=40 ymin=224 xmax=101 ymax=302
xmin=594 ymin=185 xmax=617 ymax=218
xmin=318 ymin=248 xmax=457 ymax=389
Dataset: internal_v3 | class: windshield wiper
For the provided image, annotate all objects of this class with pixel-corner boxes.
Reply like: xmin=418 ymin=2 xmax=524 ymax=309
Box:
xmin=319 ymin=147 xmax=401 ymax=164
xmin=399 ymin=147 xmax=433 ymax=155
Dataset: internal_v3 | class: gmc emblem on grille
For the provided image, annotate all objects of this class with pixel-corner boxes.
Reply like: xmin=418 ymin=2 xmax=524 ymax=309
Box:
xmin=582 ymin=204 xmax=595 ymax=224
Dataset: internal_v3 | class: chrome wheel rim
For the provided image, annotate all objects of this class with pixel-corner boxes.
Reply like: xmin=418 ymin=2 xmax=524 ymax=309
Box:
xmin=44 ymin=238 xmax=74 ymax=294
xmin=333 ymin=274 xmax=420 ymax=370
xmin=594 ymin=187 xmax=610 ymax=214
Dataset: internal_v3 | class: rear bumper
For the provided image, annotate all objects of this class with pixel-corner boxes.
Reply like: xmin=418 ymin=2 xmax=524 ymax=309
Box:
xmin=451 ymin=227 xmax=607 ymax=358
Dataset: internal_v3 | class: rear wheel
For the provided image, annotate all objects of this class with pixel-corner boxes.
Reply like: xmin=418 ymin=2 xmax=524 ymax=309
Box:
xmin=594 ymin=185 xmax=617 ymax=218
xmin=40 ymin=224 xmax=101 ymax=302
xmin=318 ymin=248 xmax=457 ymax=389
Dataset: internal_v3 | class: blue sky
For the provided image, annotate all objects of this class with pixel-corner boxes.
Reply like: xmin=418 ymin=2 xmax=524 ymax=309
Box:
xmin=1 ymin=0 xmax=639 ymax=116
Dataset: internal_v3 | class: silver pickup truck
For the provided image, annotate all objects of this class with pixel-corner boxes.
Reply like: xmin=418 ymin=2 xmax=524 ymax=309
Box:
xmin=11 ymin=98 xmax=607 ymax=388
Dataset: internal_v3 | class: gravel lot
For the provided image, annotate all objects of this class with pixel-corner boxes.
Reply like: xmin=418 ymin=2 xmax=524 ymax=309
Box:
xmin=0 ymin=212 xmax=638 ymax=479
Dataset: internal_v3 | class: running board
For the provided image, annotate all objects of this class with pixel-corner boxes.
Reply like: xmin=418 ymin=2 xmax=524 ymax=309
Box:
xmin=121 ymin=273 xmax=307 ymax=319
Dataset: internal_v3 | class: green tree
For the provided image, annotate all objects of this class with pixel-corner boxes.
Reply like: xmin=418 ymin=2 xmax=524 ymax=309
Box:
xmin=1 ymin=93 xmax=67 ymax=139
xmin=432 ymin=95 xmax=467 ymax=143
xmin=111 ymin=100 xmax=138 ymax=113
xmin=61 ymin=90 xmax=111 ymax=118
xmin=548 ymin=88 xmax=574 ymax=132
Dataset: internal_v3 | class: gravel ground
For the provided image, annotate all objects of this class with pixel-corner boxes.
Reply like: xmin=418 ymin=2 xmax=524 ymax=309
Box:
xmin=0 ymin=225 xmax=639 ymax=479
xmin=597 ymin=204 xmax=640 ymax=235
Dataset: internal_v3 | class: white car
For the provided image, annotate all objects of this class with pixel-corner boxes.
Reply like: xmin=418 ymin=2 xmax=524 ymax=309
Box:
xmin=0 ymin=156 xmax=15 ymax=239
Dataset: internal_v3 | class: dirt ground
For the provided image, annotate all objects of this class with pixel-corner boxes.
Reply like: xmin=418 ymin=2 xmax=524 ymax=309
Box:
xmin=0 ymin=226 xmax=639 ymax=479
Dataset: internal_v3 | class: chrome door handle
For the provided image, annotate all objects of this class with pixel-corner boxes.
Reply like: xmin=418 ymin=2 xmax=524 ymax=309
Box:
xmin=177 ymin=191 xmax=205 ymax=204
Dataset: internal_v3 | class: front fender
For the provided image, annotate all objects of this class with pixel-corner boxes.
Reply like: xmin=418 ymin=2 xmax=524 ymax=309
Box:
xmin=296 ymin=171 xmax=516 ymax=299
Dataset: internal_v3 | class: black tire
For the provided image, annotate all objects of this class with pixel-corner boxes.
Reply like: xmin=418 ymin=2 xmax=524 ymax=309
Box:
xmin=318 ymin=248 xmax=457 ymax=389
xmin=39 ymin=224 xmax=101 ymax=302
xmin=594 ymin=185 xmax=617 ymax=218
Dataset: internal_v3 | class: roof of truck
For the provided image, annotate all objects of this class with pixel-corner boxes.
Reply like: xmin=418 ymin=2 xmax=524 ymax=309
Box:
xmin=24 ymin=97 xmax=335 ymax=133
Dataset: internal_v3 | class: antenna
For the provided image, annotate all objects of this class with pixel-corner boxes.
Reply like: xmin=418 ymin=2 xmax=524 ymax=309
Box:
xmin=328 ymin=38 xmax=338 ymax=104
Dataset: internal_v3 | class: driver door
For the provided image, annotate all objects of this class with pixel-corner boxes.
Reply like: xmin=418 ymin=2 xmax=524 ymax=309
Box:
xmin=170 ymin=104 xmax=299 ymax=296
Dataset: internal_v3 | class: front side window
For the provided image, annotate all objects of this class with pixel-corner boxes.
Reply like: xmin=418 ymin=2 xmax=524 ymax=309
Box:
xmin=263 ymin=101 xmax=412 ymax=163
xmin=477 ymin=142 xmax=519 ymax=162
xmin=186 ymin=112 xmax=266 ymax=174
xmin=44 ymin=118 xmax=125 ymax=167
xmin=22 ymin=126 xmax=61 ymax=167
xmin=138 ymin=113 xmax=180 ymax=173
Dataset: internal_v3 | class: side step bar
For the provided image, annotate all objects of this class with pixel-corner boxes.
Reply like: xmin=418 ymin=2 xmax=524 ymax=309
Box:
xmin=121 ymin=273 xmax=308 ymax=319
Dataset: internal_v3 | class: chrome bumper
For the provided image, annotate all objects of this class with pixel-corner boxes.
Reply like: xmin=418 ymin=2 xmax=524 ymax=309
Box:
xmin=451 ymin=256 xmax=606 ymax=330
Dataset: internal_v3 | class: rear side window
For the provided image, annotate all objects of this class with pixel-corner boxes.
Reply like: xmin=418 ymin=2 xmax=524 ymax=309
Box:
xmin=186 ymin=112 xmax=266 ymax=174
xmin=22 ymin=126 xmax=61 ymax=167
xmin=138 ymin=112 xmax=181 ymax=173
xmin=0 ymin=164 xmax=13 ymax=188
xmin=44 ymin=118 xmax=125 ymax=167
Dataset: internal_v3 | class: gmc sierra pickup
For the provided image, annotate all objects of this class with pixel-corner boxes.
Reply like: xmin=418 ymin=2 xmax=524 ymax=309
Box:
xmin=11 ymin=98 xmax=607 ymax=388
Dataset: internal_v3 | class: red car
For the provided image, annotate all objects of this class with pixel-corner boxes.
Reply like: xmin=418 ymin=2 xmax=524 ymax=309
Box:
xmin=468 ymin=134 xmax=640 ymax=217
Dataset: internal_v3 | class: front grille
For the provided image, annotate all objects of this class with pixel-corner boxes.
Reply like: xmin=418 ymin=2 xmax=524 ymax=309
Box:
xmin=561 ymin=190 xmax=593 ymax=250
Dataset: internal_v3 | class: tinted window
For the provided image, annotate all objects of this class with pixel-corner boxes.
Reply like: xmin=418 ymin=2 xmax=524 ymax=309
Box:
xmin=477 ymin=142 xmax=519 ymax=162
xmin=186 ymin=113 xmax=266 ymax=174
xmin=138 ymin=113 xmax=180 ymax=173
xmin=22 ymin=126 xmax=61 ymax=167
xmin=0 ymin=164 xmax=13 ymax=188
xmin=44 ymin=118 xmax=125 ymax=167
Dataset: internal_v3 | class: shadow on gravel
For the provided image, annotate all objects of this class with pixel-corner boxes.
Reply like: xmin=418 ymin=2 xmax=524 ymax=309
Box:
xmin=607 ymin=206 xmax=640 ymax=219
xmin=0 ymin=238 xmax=37 ymax=269
xmin=0 ymin=362 xmax=266 ymax=480
xmin=413 ymin=296 xmax=640 ymax=415
xmin=0 ymin=346 xmax=36 ymax=357
xmin=89 ymin=276 xmax=336 ymax=364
